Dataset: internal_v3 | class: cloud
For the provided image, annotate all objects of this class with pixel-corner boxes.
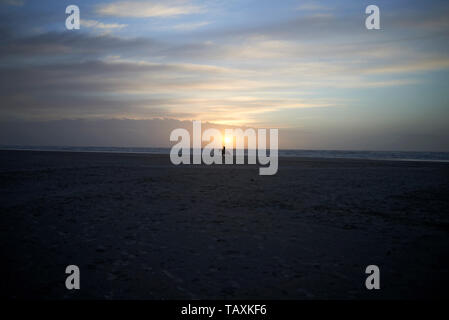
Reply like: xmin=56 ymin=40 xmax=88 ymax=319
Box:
xmin=365 ymin=58 xmax=449 ymax=75
xmin=171 ymin=21 xmax=210 ymax=31
xmin=0 ymin=31 xmax=157 ymax=60
xmin=0 ymin=118 xmax=262 ymax=148
xmin=0 ymin=118 xmax=191 ymax=147
xmin=295 ymin=2 xmax=333 ymax=12
xmin=0 ymin=0 xmax=24 ymax=6
xmin=82 ymin=19 xmax=128 ymax=31
xmin=0 ymin=26 xmax=436 ymax=126
xmin=0 ymin=55 xmax=346 ymax=124
xmin=96 ymin=1 xmax=204 ymax=18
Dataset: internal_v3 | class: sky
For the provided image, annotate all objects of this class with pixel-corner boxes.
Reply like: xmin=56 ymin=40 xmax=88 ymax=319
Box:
xmin=0 ymin=0 xmax=449 ymax=150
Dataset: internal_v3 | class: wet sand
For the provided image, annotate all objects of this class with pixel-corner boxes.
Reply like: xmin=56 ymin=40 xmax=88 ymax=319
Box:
xmin=1 ymin=150 xmax=448 ymax=299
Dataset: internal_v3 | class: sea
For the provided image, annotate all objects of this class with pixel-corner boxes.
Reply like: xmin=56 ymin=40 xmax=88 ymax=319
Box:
xmin=1 ymin=145 xmax=449 ymax=162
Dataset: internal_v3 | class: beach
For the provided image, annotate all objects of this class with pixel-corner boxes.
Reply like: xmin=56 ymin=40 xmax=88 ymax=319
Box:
xmin=1 ymin=150 xmax=448 ymax=299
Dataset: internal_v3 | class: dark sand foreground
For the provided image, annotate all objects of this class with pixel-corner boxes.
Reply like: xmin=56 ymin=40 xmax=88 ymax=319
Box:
xmin=1 ymin=150 xmax=448 ymax=299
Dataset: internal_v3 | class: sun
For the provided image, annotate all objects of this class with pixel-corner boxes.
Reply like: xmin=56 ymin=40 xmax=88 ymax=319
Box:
xmin=224 ymin=136 xmax=231 ymax=144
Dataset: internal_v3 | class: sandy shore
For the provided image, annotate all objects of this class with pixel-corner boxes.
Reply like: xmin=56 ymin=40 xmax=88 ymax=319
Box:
xmin=1 ymin=150 xmax=448 ymax=299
